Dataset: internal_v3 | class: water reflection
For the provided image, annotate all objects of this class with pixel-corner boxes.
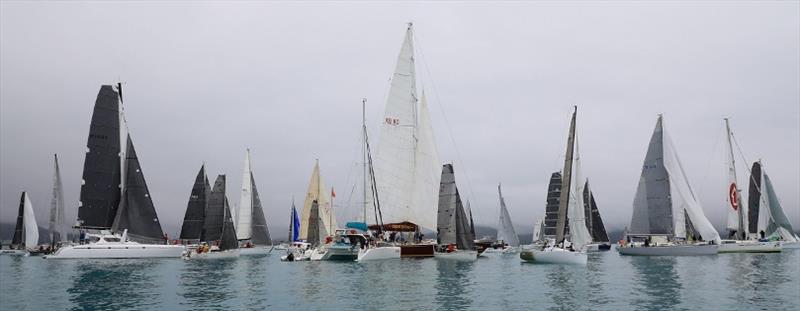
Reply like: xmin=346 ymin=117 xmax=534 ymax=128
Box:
xmin=630 ymin=257 xmax=682 ymax=310
xmin=240 ymin=255 xmax=268 ymax=309
xmin=544 ymin=265 xmax=580 ymax=310
xmin=178 ymin=258 xmax=237 ymax=309
xmin=726 ymin=252 xmax=789 ymax=309
xmin=435 ymin=260 xmax=474 ymax=310
xmin=586 ymin=252 xmax=611 ymax=305
xmin=68 ymin=259 xmax=162 ymax=311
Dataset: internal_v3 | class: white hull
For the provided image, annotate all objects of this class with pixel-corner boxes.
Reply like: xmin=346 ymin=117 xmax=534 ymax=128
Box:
xmin=239 ymin=246 xmax=272 ymax=256
xmin=0 ymin=249 xmax=29 ymax=256
xmin=520 ymin=248 xmax=587 ymax=265
xmin=45 ymin=243 xmax=185 ymax=259
xmin=718 ymin=240 xmax=782 ymax=253
xmin=618 ymin=244 xmax=717 ymax=256
xmin=187 ymin=249 xmax=240 ymax=260
xmin=357 ymin=246 xmax=401 ymax=261
xmin=782 ymin=241 xmax=800 ymax=249
xmin=434 ymin=250 xmax=478 ymax=261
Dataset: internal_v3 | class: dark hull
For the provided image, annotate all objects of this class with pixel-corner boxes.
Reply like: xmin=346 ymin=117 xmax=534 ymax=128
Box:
xmin=400 ymin=244 xmax=434 ymax=257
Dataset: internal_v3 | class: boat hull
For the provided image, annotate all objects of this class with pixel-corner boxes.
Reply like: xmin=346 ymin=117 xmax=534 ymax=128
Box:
xmin=585 ymin=243 xmax=612 ymax=252
xmin=310 ymin=245 xmax=359 ymax=261
xmin=239 ymin=246 xmax=272 ymax=256
xmin=44 ymin=244 xmax=185 ymax=259
xmin=399 ymin=244 xmax=434 ymax=258
xmin=617 ymin=244 xmax=717 ymax=256
xmin=520 ymin=248 xmax=587 ymax=265
xmin=782 ymin=241 xmax=800 ymax=249
xmin=357 ymin=247 xmax=401 ymax=261
xmin=0 ymin=249 xmax=29 ymax=256
xmin=188 ymin=249 xmax=240 ymax=260
xmin=718 ymin=241 xmax=782 ymax=253
xmin=434 ymin=250 xmax=478 ymax=261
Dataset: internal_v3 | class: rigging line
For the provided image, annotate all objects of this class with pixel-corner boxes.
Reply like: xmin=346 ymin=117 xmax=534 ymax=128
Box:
xmin=414 ymin=31 xmax=479 ymax=210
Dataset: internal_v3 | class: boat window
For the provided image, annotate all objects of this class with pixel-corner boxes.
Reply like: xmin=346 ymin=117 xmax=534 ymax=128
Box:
xmin=104 ymin=237 xmax=121 ymax=242
xmin=88 ymin=236 xmax=100 ymax=243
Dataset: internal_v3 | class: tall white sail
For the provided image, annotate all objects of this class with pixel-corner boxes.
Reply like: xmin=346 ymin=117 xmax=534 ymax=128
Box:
xmin=49 ymin=154 xmax=67 ymax=243
xmin=374 ymin=24 xmax=440 ymax=231
xmin=662 ymin=118 xmax=720 ymax=243
xmin=723 ymin=119 xmax=746 ymax=239
xmin=23 ymin=193 xmax=39 ymax=250
xmin=532 ymin=218 xmax=544 ymax=243
xmin=568 ymin=138 xmax=592 ymax=249
xmin=496 ymin=184 xmax=520 ymax=247
xmin=237 ymin=150 xmax=253 ymax=240
xmin=299 ymin=160 xmax=335 ymax=240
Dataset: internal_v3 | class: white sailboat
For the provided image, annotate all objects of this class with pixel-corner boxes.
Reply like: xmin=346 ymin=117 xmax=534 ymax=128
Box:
xmin=434 ymin=164 xmax=479 ymax=261
xmin=237 ymin=150 xmax=273 ymax=256
xmin=372 ymin=23 xmax=441 ymax=258
xmin=746 ymin=160 xmax=799 ymax=249
xmin=718 ymin=119 xmax=781 ymax=253
xmin=521 ymin=107 xmax=589 ymax=265
xmin=496 ymin=184 xmax=520 ymax=252
xmin=618 ymin=114 xmax=720 ymax=256
xmin=1 ymin=192 xmax=39 ymax=256
xmin=46 ymin=84 xmax=184 ymax=259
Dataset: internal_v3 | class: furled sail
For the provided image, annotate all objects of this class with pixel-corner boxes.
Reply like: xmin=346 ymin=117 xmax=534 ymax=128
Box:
xmin=374 ymin=24 xmax=441 ymax=231
xmin=630 ymin=115 xmax=720 ymax=243
xmin=111 ymin=136 xmax=165 ymax=243
xmin=180 ymin=164 xmax=209 ymax=241
xmin=237 ymin=150 xmax=254 ymax=240
xmin=202 ymin=175 xmax=227 ymax=243
xmin=583 ymin=180 xmax=609 ymax=242
xmin=496 ymin=184 xmax=520 ymax=247
xmin=49 ymin=154 xmax=67 ymax=244
xmin=78 ymin=85 xmax=123 ymax=229
xmin=299 ymin=160 xmax=336 ymax=241
xmin=436 ymin=164 xmax=475 ymax=250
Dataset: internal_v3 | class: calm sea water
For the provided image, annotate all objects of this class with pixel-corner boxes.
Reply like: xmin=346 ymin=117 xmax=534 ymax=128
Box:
xmin=1 ymin=248 xmax=798 ymax=310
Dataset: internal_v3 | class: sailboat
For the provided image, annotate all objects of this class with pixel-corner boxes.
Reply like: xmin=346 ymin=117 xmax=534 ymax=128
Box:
xmin=618 ymin=114 xmax=720 ymax=256
xmin=1 ymin=192 xmax=39 ymax=256
xmin=434 ymin=164 xmax=478 ymax=261
xmin=495 ymin=183 xmax=520 ymax=253
xmin=583 ymin=180 xmax=611 ymax=251
xmin=48 ymin=154 xmax=68 ymax=250
xmin=520 ymin=107 xmax=589 ymax=265
xmin=717 ymin=119 xmax=781 ymax=253
xmin=747 ymin=161 xmax=799 ymax=249
xmin=299 ymin=160 xmax=336 ymax=243
xmin=281 ymin=199 xmax=312 ymax=261
xmin=236 ymin=150 xmax=273 ymax=255
xmin=188 ymin=175 xmax=240 ymax=259
xmin=373 ymin=24 xmax=441 ymax=258
xmin=531 ymin=218 xmax=545 ymax=246
xmin=46 ymin=84 xmax=184 ymax=259
xmin=179 ymin=164 xmax=210 ymax=245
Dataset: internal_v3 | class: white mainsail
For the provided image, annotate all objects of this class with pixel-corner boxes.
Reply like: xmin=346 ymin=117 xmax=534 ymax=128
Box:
xmin=374 ymin=24 xmax=441 ymax=231
xmin=724 ymin=119 xmax=746 ymax=239
xmin=237 ymin=150 xmax=253 ymax=240
xmin=299 ymin=160 xmax=336 ymax=240
xmin=496 ymin=184 xmax=520 ymax=247
xmin=23 ymin=192 xmax=39 ymax=250
xmin=532 ymin=218 xmax=544 ymax=243
xmin=568 ymin=138 xmax=592 ymax=250
xmin=49 ymin=154 xmax=67 ymax=244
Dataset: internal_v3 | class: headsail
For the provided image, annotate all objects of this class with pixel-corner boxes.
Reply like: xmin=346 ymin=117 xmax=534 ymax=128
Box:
xmin=180 ymin=164 xmax=209 ymax=241
xmin=12 ymin=192 xmax=38 ymax=250
xmin=374 ymin=24 xmax=441 ymax=231
xmin=763 ymin=171 xmax=797 ymax=240
xmin=496 ymin=184 xmax=520 ymax=247
xmin=250 ymin=174 xmax=271 ymax=245
xmin=299 ymin=160 xmax=336 ymax=240
xmin=111 ymin=136 xmax=165 ymax=243
xmin=202 ymin=175 xmax=227 ymax=243
xmin=307 ymin=200 xmax=321 ymax=246
xmin=568 ymin=137 xmax=592 ymax=249
xmin=532 ymin=218 xmax=545 ymax=243
xmin=583 ymin=180 xmax=609 ymax=242
xmin=78 ymin=85 xmax=123 ymax=229
xmin=219 ymin=193 xmax=239 ymax=251
xmin=49 ymin=154 xmax=67 ymax=244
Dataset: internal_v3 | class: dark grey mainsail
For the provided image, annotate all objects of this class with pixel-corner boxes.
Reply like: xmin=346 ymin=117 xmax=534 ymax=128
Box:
xmin=307 ymin=200 xmax=320 ymax=246
xmin=763 ymin=173 xmax=795 ymax=235
xmin=11 ymin=192 xmax=25 ymax=247
xmin=555 ymin=107 xmax=577 ymax=243
xmin=250 ymin=175 xmax=272 ymax=245
xmin=747 ymin=161 xmax=762 ymax=235
xmin=629 ymin=116 xmax=673 ymax=236
xmin=180 ymin=165 xmax=210 ymax=241
xmin=219 ymin=195 xmax=238 ymax=251
xmin=111 ymin=136 xmax=165 ymax=243
xmin=437 ymin=164 xmax=475 ymax=250
xmin=583 ymin=180 xmax=609 ymax=243
xmin=202 ymin=175 xmax=227 ymax=243
xmin=78 ymin=85 xmax=122 ymax=229
xmin=543 ymin=172 xmax=566 ymax=238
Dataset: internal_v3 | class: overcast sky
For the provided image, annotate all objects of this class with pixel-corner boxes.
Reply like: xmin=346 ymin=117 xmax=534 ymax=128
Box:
xmin=1 ymin=2 xmax=798 ymax=239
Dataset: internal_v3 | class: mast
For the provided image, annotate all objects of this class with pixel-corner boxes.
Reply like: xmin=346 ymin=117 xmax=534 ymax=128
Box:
xmin=362 ymin=98 xmax=368 ymax=223
xmin=724 ymin=118 xmax=746 ymax=240
xmin=555 ymin=107 xmax=577 ymax=244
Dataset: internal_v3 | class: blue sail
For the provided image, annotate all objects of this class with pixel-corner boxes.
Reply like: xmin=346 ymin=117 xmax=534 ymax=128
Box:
xmin=291 ymin=206 xmax=301 ymax=242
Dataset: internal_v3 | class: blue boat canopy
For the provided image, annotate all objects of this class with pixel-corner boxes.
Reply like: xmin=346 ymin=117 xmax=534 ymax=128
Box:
xmin=345 ymin=222 xmax=368 ymax=232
